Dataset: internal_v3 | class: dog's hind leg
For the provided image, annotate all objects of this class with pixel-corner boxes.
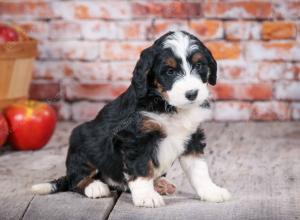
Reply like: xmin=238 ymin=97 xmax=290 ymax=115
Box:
xmin=67 ymin=154 xmax=111 ymax=198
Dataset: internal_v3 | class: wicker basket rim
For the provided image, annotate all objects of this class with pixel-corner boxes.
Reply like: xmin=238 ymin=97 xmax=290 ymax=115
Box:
xmin=0 ymin=38 xmax=38 ymax=59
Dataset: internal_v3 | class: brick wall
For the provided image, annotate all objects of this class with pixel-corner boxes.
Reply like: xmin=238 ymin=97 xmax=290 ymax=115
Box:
xmin=1 ymin=0 xmax=300 ymax=121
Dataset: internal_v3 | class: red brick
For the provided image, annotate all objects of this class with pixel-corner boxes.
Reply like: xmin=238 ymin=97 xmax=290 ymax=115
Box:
xmin=80 ymin=20 xmax=148 ymax=41
xmin=46 ymin=102 xmax=73 ymax=121
xmin=253 ymin=62 xmax=294 ymax=81
xmin=34 ymin=61 xmax=127 ymax=82
xmin=33 ymin=61 xmax=65 ymax=80
xmin=262 ymin=21 xmax=296 ymax=40
xmin=246 ymin=42 xmax=300 ymax=61
xmin=38 ymin=61 xmax=110 ymax=82
xmin=64 ymin=82 xmax=129 ymax=101
xmin=275 ymin=81 xmax=300 ymax=100
xmin=146 ymin=20 xmax=188 ymax=40
xmin=56 ymin=102 xmax=72 ymax=121
xmin=71 ymin=101 xmax=106 ymax=121
xmin=15 ymin=21 xmax=49 ymax=40
xmin=218 ymin=61 xmax=251 ymax=82
xmin=100 ymin=41 xmax=151 ymax=61
xmin=189 ymin=20 xmax=223 ymax=40
xmin=80 ymin=21 xmax=118 ymax=40
xmin=298 ymin=23 xmax=300 ymax=42
xmin=291 ymin=103 xmax=300 ymax=120
xmin=203 ymin=2 xmax=272 ymax=19
xmin=47 ymin=102 xmax=60 ymax=120
xmin=49 ymin=102 xmax=71 ymax=121
xmin=53 ymin=1 xmax=131 ymax=20
xmin=29 ymin=81 xmax=61 ymax=101
xmin=236 ymin=83 xmax=273 ymax=100
xmin=214 ymin=102 xmax=251 ymax=121
xmin=251 ymin=102 xmax=290 ymax=121
xmin=0 ymin=1 xmax=56 ymax=19
xmin=286 ymin=63 xmax=300 ymax=80
xmin=211 ymin=83 xmax=273 ymax=100
xmin=61 ymin=61 xmax=134 ymax=81
xmin=273 ymin=2 xmax=300 ymax=19
xmin=118 ymin=21 xmax=149 ymax=40
xmin=72 ymin=62 xmax=110 ymax=82
xmin=210 ymin=83 xmax=234 ymax=100
xmin=225 ymin=21 xmax=260 ymax=40
xmin=108 ymin=61 xmax=136 ymax=81
xmin=206 ymin=41 xmax=241 ymax=60
xmin=38 ymin=41 xmax=100 ymax=61
xmin=132 ymin=2 xmax=202 ymax=18
xmin=49 ymin=21 xmax=82 ymax=40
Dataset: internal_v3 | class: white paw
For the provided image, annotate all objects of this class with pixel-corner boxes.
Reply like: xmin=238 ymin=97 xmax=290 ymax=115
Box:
xmin=132 ymin=191 xmax=165 ymax=208
xmin=197 ymin=185 xmax=231 ymax=202
xmin=84 ymin=180 xmax=110 ymax=199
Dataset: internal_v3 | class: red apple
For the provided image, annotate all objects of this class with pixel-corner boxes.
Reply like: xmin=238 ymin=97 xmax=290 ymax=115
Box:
xmin=0 ymin=113 xmax=9 ymax=147
xmin=0 ymin=24 xmax=19 ymax=43
xmin=4 ymin=100 xmax=57 ymax=150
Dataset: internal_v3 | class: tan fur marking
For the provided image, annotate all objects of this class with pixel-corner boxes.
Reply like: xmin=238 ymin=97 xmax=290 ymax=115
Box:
xmin=192 ymin=53 xmax=203 ymax=64
xmin=129 ymin=161 xmax=155 ymax=181
xmin=154 ymin=80 xmax=168 ymax=99
xmin=185 ymin=151 xmax=204 ymax=158
xmin=147 ymin=160 xmax=154 ymax=179
xmin=76 ymin=167 xmax=98 ymax=193
xmin=165 ymin=57 xmax=177 ymax=68
xmin=141 ymin=117 xmax=166 ymax=137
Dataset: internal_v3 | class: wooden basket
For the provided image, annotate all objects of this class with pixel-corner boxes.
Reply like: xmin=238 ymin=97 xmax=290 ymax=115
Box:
xmin=0 ymin=40 xmax=37 ymax=110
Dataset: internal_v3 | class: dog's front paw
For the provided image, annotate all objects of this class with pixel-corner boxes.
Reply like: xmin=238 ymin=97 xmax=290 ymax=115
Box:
xmin=197 ymin=185 xmax=231 ymax=202
xmin=84 ymin=180 xmax=110 ymax=199
xmin=132 ymin=191 xmax=165 ymax=208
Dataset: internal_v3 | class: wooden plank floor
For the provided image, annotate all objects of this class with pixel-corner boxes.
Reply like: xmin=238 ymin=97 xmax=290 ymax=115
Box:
xmin=109 ymin=122 xmax=300 ymax=220
xmin=0 ymin=122 xmax=299 ymax=220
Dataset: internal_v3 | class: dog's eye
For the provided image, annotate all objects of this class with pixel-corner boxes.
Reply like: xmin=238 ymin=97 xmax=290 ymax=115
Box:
xmin=195 ymin=63 xmax=203 ymax=69
xmin=166 ymin=69 xmax=175 ymax=76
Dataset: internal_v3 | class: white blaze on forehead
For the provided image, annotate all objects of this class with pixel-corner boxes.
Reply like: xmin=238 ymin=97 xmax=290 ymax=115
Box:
xmin=163 ymin=32 xmax=198 ymax=75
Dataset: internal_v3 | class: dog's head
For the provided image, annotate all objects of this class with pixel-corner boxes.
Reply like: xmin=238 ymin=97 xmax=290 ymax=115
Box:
xmin=132 ymin=31 xmax=217 ymax=108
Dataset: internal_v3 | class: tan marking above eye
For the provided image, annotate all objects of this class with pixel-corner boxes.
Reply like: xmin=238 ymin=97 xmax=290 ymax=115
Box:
xmin=165 ymin=57 xmax=177 ymax=68
xmin=192 ymin=53 xmax=203 ymax=64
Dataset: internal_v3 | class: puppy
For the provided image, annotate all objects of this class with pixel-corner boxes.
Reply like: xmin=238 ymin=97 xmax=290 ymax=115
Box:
xmin=32 ymin=31 xmax=231 ymax=208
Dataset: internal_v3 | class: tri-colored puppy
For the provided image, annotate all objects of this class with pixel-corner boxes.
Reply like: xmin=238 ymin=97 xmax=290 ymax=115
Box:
xmin=32 ymin=31 xmax=231 ymax=208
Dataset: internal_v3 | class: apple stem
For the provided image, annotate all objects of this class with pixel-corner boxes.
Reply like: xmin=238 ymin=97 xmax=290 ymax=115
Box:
xmin=28 ymin=100 xmax=35 ymax=108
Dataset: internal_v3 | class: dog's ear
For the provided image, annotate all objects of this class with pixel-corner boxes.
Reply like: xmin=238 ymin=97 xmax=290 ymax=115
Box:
xmin=131 ymin=46 xmax=157 ymax=98
xmin=204 ymin=47 xmax=217 ymax=86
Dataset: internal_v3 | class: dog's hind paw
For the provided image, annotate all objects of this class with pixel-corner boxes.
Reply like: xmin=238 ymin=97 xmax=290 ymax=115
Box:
xmin=154 ymin=177 xmax=176 ymax=195
xmin=84 ymin=180 xmax=110 ymax=199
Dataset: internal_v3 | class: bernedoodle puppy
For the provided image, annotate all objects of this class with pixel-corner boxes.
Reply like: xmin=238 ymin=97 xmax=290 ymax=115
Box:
xmin=32 ymin=31 xmax=231 ymax=208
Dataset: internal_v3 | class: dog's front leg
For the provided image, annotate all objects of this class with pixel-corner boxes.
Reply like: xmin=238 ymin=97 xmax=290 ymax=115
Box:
xmin=129 ymin=177 xmax=165 ymax=208
xmin=180 ymin=154 xmax=231 ymax=202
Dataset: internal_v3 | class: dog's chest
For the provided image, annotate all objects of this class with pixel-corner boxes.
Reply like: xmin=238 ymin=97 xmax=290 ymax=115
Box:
xmin=142 ymin=107 xmax=210 ymax=178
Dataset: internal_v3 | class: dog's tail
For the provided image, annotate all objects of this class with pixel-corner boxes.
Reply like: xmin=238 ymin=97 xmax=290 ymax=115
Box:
xmin=31 ymin=176 xmax=69 ymax=195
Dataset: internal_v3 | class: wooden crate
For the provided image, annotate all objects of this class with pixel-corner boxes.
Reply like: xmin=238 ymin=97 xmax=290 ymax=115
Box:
xmin=0 ymin=40 xmax=37 ymax=109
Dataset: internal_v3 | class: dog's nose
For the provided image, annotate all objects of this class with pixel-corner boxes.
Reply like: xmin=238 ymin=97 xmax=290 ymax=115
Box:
xmin=185 ymin=89 xmax=198 ymax=101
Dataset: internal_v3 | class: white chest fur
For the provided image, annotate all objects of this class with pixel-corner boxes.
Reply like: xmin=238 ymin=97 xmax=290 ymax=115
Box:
xmin=141 ymin=105 xmax=211 ymax=178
